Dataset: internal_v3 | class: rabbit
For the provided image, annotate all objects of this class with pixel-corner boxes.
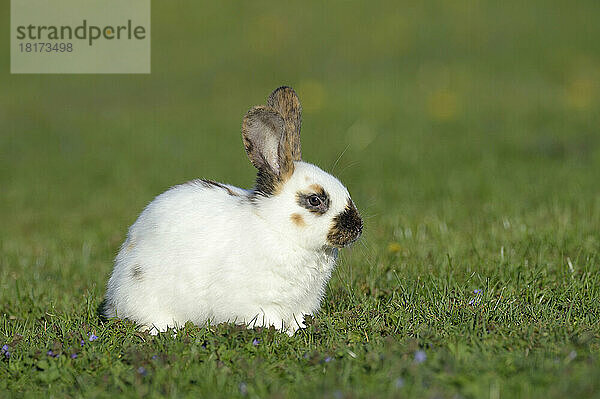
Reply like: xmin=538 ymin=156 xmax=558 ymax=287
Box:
xmin=102 ymin=86 xmax=363 ymax=335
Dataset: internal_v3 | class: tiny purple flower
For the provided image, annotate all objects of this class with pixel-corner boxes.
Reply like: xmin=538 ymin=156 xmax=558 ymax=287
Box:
xmin=324 ymin=356 xmax=332 ymax=363
xmin=47 ymin=350 xmax=54 ymax=357
xmin=4 ymin=351 xmax=9 ymax=358
xmin=414 ymin=350 xmax=426 ymax=364
xmin=80 ymin=339 xmax=85 ymax=346
xmin=151 ymin=355 xmax=158 ymax=360
xmin=252 ymin=338 xmax=260 ymax=346
xmin=474 ymin=289 xmax=483 ymax=295
xmin=137 ymin=366 xmax=147 ymax=376
xmin=71 ymin=353 xmax=78 ymax=359
xmin=1 ymin=345 xmax=8 ymax=353
xmin=88 ymin=333 xmax=98 ymax=342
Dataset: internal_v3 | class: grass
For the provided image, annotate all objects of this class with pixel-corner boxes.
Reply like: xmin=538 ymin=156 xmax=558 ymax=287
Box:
xmin=1 ymin=0 xmax=600 ymax=397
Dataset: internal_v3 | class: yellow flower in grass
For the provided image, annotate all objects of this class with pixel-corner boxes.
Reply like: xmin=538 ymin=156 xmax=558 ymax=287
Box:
xmin=387 ymin=242 xmax=402 ymax=254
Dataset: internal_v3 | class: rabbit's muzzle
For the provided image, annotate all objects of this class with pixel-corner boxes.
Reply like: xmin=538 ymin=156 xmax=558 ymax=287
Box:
xmin=327 ymin=199 xmax=363 ymax=248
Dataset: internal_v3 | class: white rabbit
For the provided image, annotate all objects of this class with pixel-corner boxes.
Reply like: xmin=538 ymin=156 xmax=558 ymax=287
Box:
xmin=103 ymin=86 xmax=362 ymax=335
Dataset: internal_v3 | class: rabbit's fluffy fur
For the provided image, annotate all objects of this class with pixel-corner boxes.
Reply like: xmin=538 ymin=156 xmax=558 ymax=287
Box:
xmin=103 ymin=87 xmax=362 ymax=335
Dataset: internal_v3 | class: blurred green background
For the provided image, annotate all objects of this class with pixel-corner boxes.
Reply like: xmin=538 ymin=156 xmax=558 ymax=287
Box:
xmin=2 ymin=0 xmax=598 ymax=255
xmin=1 ymin=1 xmax=600 ymax=397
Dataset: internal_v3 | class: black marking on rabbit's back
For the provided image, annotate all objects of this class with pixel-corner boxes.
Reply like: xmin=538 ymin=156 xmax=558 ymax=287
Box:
xmin=130 ymin=264 xmax=144 ymax=281
xmin=327 ymin=199 xmax=363 ymax=247
xmin=200 ymin=179 xmax=240 ymax=196
xmin=185 ymin=179 xmax=239 ymax=197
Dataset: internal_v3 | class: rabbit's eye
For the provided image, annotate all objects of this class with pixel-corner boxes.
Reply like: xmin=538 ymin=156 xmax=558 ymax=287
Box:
xmin=308 ymin=195 xmax=322 ymax=207
xmin=297 ymin=190 xmax=330 ymax=214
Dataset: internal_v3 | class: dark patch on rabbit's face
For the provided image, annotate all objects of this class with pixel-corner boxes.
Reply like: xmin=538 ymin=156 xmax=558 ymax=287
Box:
xmin=327 ymin=199 xmax=363 ymax=248
xmin=296 ymin=185 xmax=330 ymax=215
xmin=130 ymin=264 xmax=144 ymax=281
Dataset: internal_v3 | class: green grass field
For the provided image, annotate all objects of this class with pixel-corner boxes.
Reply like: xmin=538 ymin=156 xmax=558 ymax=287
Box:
xmin=2 ymin=1 xmax=600 ymax=397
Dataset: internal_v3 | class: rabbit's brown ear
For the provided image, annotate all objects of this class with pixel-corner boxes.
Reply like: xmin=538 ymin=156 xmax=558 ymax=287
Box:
xmin=267 ymin=86 xmax=302 ymax=161
xmin=242 ymin=106 xmax=295 ymax=192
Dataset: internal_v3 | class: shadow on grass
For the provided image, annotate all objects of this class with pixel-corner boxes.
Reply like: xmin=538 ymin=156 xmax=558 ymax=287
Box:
xmin=96 ymin=298 xmax=109 ymax=322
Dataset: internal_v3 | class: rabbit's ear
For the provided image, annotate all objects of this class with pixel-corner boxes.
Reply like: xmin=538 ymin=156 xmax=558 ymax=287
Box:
xmin=242 ymin=106 xmax=294 ymax=181
xmin=267 ymin=86 xmax=302 ymax=161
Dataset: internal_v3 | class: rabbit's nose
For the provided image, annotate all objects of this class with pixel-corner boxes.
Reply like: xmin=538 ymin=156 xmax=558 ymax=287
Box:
xmin=326 ymin=199 xmax=363 ymax=248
